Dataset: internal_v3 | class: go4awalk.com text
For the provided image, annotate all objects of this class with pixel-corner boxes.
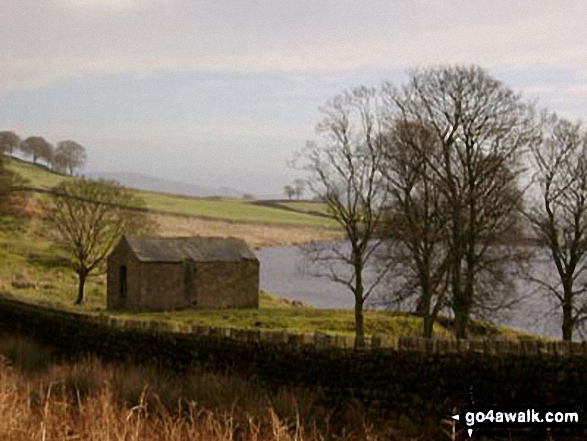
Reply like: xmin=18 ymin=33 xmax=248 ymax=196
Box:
xmin=452 ymin=406 xmax=582 ymax=437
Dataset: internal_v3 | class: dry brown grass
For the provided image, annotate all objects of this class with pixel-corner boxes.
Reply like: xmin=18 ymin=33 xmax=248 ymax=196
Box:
xmin=0 ymin=334 xmax=411 ymax=441
xmin=153 ymin=213 xmax=341 ymax=249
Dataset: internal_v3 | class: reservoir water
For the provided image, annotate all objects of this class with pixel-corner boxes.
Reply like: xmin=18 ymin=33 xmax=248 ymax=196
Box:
xmin=256 ymin=245 xmax=571 ymax=340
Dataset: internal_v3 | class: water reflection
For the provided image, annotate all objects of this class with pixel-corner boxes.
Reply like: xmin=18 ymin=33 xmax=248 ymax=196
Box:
xmin=256 ymin=245 xmax=571 ymax=340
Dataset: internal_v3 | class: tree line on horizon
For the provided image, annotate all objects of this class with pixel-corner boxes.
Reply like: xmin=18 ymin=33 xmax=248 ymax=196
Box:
xmin=0 ymin=131 xmax=87 ymax=176
xmin=283 ymin=179 xmax=305 ymax=200
xmin=296 ymin=64 xmax=587 ymax=345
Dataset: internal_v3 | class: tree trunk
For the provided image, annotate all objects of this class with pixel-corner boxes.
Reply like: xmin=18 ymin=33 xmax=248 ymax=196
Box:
xmin=417 ymin=275 xmax=434 ymax=337
xmin=423 ymin=315 xmax=434 ymax=338
xmin=75 ymin=271 xmax=87 ymax=305
xmin=354 ymin=253 xmax=365 ymax=348
xmin=455 ymin=304 xmax=469 ymax=339
xmin=417 ymin=293 xmax=436 ymax=338
xmin=452 ymin=272 xmax=470 ymax=339
xmin=354 ymin=298 xmax=365 ymax=348
xmin=456 ymin=261 xmax=475 ymax=340
xmin=562 ymin=290 xmax=574 ymax=341
xmin=454 ymin=282 xmax=470 ymax=339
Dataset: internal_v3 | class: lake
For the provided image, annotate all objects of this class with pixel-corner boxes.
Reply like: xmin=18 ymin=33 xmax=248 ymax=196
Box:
xmin=256 ymin=244 xmax=571 ymax=340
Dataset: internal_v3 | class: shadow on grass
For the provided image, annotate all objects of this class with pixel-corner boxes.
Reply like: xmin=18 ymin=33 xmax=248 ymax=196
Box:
xmin=25 ymin=251 xmax=70 ymax=270
xmin=0 ymin=216 xmax=27 ymax=233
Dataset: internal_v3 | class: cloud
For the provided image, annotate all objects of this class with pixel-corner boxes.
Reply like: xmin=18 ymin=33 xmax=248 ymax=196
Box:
xmin=1 ymin=0 xmax=587 ymax=95
xmin=1 ymin=0 xmax=586 ymax=93
xmin=54 ymin=0 xmax=143 ymax=11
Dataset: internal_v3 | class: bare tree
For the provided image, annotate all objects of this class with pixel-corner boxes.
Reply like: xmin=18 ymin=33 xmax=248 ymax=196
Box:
xmin=51 ymin=150 xmax=69 ymax=174
xmin=293 ymin=178 xmax=305 ymax=199
xmin=283 ymin=185 xmax=295 ymax=200
xmin=294 ymin=86 xmax=390 ymax=347
xmin=20 ymin=136 xmax=53 ymax=165
xmin=526 ymin=113 xmax=587 ymax=341
xmin=43 ymin=179 xmax=153 ymax=305
xmin=379 ymin=120 xmax=451 ymax=337
xmin=383 ymin=65 xmax=536 ymax=338
xmin=0 ymin=131 xmax=21 ymax=156
xmin=54 ymin=140 xmax=87 ymax=175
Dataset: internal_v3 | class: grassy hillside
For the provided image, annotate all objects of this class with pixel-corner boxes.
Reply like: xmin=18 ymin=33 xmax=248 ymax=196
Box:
xmin=0 ymin=216 xmax=537 ymax=341
xmin=6 ymin=158 xmax=71 ymax=188
xmin=273 ymin=201 xmax=332 ymax=215
xmin=137 ymin=191 xmax=333 ymax=226
xmin=0 ymin=216 xmax=431 ymax=336
xmin=6 ymin=157 xmax=335 ymax=227
xmin=0 ymin=157 xmax=539 ymax=341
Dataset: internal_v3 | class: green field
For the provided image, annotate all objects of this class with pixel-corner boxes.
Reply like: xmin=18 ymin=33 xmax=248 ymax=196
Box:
xmin=276 ymin=201 xmax=332 ymax=215
xmin=136 ymin=191 xmax=334 ymax=226
xmin=0 ymin=216 xmax=425 ymax=336
xmin=0 ymin=216 xmax=538 ymax=340
xmin=0 ymin=157 xmax=541 ymax=340
xmin=7 ymin=158 xmax=72 ymax=189
xmin=6 ymin=158 xmax=335 ymax=227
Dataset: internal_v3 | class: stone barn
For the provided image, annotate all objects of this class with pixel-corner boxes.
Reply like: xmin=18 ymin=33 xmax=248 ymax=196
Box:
xmin=107 ymin=235 xmax=259 ymax=311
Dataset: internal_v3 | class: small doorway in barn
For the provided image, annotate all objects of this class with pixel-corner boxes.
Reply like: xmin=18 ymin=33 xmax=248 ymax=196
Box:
xmin=119 ymin=265 xmax=127 ymax=300
xmin=183 ymin=258 xmax=196 ymax=306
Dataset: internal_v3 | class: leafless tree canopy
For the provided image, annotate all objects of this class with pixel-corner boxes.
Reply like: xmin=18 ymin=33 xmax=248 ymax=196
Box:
xmin=379 ymin=120 xmax=451 ymax=337
xmin=526 ymin=113 xmax=587 ymax=340
xmin=19 ymin=136 xmax=53 ymax=165
xmin=294 ymin=86 xmax=390 ymax=346
xmin=381 ymin=65 xmax=536 ymax=338
xmin=283 ymin=185 xmax=295 ymax=200
xmin=53 ymin=140 xmax=87 ymax=175
xmin=43 ymin=178 xmax=153 ymax=305
xmin=0 ymin=131 xmax=21 ymax=156
xmin=293 ymin=178 xmax=305 ymax=199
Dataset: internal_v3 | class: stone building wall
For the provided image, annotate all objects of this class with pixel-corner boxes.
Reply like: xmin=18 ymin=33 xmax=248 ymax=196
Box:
xmin=138 ymin=262 xmax=185 ymax=311
xmin=107 ymin=238 xmax=259 ymax=311
xmin=194 ymin=260 xmax=259 ymax=308
xmin=107 ymin=239 xmax=142 ymax=310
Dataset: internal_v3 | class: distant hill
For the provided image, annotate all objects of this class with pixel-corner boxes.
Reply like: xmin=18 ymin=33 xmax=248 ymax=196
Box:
xmin=5 ymin=157 xmax=335 ymax=227
xmin=86 ymin=171 xmax=244 ymax=198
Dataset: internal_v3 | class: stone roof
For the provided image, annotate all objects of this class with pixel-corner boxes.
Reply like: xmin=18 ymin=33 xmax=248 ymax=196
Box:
xmin=123 ymin=235 xmax=258 ymax=263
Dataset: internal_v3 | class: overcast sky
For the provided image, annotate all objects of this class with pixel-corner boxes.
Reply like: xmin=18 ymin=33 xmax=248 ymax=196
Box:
xmin=2 ymin=0 xmax=587 ymax=195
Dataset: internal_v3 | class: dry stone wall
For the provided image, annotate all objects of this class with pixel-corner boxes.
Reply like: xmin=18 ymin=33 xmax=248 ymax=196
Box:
xmin=1 ymin=295 xmax=587 ymax=428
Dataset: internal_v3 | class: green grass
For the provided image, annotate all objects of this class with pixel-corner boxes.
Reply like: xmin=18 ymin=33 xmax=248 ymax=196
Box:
xmin=0 ymin=216 xmax=539 ymax=341
xmin=6 ymin=158 xmax=71 ymax=189
xmin=6 ymin=157 xmax=335 ymax=227
xmin=276 ymin=201 xmax=332 ymax=215
xmin=0 ymin=217 xmax=106 ymax=311
xmin=137 ymin=191 xmax=334 ymax=226
xmin=113 ymin=305 xmax=456 ymax=338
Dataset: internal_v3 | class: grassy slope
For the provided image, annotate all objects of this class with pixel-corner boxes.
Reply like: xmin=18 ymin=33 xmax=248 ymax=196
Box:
xmin=0 ymin=217 xmax=536 ymax=340
xmin=1 ymin=158 xmax=538 ymax=340
xmin=6 ymin=159 xmax=71 ymax=188
xmin=0 ymin=218 xmax=106 ymax=311
xmin=275 ymin=201 xmax=331 ymax=215
xmin=6 ymin=158 xmax=334 ymax=227
xmin=0 ymin=216 xmax=435 ymax=337
xmin=138 ymin=191 xmax=333 ymax=226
